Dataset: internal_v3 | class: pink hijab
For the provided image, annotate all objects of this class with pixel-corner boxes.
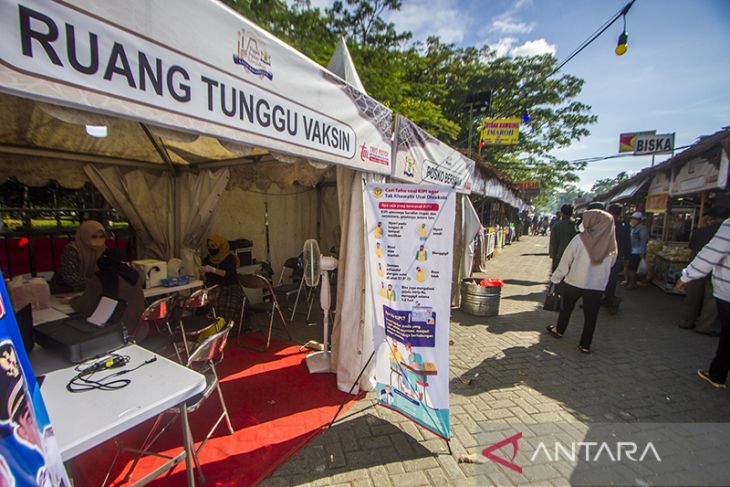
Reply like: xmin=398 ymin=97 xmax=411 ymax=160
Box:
xmin=70 ymin=220 xmax=107 ymax=279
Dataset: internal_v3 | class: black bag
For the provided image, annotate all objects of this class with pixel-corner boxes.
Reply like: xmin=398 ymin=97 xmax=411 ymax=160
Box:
xmin=544 ymin=282 xmax=561 ymax=312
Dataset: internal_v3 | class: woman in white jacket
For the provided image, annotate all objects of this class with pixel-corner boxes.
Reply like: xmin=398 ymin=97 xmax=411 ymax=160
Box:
xmin=547 ymin=209 xmax=617 ymax=353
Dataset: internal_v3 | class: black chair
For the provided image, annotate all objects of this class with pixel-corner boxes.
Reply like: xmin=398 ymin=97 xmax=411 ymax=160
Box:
xmin=177 ymin=285 xmax=221 ymax=358
xmin=135 ymin=296 xmax=183 ymax=363
xmin=237 ymin=274 xmax=291 ymax=350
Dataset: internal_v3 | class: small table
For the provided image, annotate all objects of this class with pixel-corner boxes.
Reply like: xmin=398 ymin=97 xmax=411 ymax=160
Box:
xmin=31 ymin=344 xmax=206 ymax=485
xmin=143 ymin=279 xmax=204 ymax=299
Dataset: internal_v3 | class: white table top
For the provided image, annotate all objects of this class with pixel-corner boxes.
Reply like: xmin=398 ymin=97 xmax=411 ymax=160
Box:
xmin=32 ymin=307 xmax=70 ymax=325
xmin=142 ymin=279 xmax=204 ymax=298
xmin=43 ymin=279 xmax=205 ymax=316
xmin=31 ymin=344 xmax=206 ymax=460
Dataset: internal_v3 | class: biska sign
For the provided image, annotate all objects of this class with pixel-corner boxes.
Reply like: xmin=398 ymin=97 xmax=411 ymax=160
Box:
xmin=634 ymin=133 xmax=674 ymax=155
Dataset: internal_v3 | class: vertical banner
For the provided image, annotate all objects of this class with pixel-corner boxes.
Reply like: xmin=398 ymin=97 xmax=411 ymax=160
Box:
xmin=0 ymin=276 xmax=70 ymax=486
xmin=364 ymin=183 xmax=455 ymax=439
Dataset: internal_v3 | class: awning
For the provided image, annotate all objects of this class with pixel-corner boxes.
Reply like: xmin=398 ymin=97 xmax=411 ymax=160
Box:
xmin=610 ymin=178 xmax=649 ymax=203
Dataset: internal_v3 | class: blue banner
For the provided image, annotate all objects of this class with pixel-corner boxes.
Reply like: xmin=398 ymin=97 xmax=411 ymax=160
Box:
xmin=0 ymin=275 xmax=70 ymax=486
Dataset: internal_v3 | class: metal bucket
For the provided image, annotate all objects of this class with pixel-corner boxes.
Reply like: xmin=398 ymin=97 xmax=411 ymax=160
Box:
xmin=460 ymin=278 xmax=501 ymax=316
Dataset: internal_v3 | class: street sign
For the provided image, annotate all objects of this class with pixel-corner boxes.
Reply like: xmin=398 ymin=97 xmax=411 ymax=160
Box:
xmin=517 ymin=181 xmax=540 ymax=197
xmin=481 ymin=118 xmax=520 ymax=145
xmin=619 ymin=131 xmax=655 ymax=153
xmin=634 ymin=133 xmax=674 ymax=155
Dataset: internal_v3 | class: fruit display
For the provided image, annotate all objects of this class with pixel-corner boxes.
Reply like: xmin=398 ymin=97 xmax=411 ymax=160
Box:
xmin=657 ymin=244 xmax=692 ymax=262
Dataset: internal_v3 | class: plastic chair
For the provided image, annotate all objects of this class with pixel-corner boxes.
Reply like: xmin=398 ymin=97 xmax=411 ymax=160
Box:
xmin=109 ymin=323 xmax=235 ymax=486
xmin=178 ymin=285 xmax=221 ymax=358
xmin=237 ymin=274 xmax=291 ymax=350
xmin=136 ymin=296 xmax=183 ymax=363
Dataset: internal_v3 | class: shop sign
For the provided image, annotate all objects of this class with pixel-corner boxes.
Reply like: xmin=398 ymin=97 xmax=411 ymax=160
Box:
xmin=517 ymin=181 xmax=540 ymax=197
xmin=646 ymin=193 xmax=669 ymax=213
xmin=480 ymin=118 xmax=520 ymax=145
xmin=619 ymin=131 xmax=656 ymax=153
xmin=634 ymin=133 xmax=675 ymax=155
xmin=670 ymin=151 xmax=729 ymax=196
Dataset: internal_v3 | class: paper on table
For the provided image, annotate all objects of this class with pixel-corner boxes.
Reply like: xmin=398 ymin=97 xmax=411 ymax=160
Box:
xmin=87 ymin=296 xmax=119 ymax=327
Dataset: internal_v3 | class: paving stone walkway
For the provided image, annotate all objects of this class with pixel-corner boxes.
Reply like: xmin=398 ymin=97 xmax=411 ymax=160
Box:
xmin=262 ymin=235 xmax=730 ymax=487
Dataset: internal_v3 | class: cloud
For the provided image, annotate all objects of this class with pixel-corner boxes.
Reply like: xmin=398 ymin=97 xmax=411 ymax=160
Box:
xmin=486 ymin=37 xmax=556 ymax=58
xmin=385 ymin=0 xmax=472 ymax=44
xmin=490 ymin=18 xmax=534 ymax=34
xmin=491 ymin=37 xmax=517 ymax=57
xmin=510 ymin=39 xmax=556 ymax=57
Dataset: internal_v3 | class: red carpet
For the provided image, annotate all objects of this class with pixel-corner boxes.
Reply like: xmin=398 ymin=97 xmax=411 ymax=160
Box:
xmin=71 ymin=336 xmax=359 ymax=486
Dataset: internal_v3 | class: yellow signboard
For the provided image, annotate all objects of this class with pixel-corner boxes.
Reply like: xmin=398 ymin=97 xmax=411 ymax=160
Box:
xmin=481 ymin=118 xmax=520 ymax=145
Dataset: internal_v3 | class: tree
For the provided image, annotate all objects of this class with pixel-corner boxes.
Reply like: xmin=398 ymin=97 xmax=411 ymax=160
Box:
xmin=222 ymin=1 xmax=597 ymax=205
xmin=590 ymin=171 xmax=631 ymax=195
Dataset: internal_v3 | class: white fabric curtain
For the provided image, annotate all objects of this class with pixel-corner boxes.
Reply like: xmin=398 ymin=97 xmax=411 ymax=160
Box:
xmin=84 ymin=165 xmax=174 ymax=259
xmin=176 ymin=169 xmax=230 ymax=257
xmin=462 ymin=196 xmax=483 ymax=283
xmin=266 ymin=186 xmax=318 ymax=281
xmin=331 ymin=167 xmax=383 ymax=393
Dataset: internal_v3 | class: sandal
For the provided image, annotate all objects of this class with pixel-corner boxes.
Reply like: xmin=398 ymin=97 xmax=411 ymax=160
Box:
xmin=546 ymin=325 xmax=562 ymax=338
xmin=577 ymin=345 xmax=591 ymax=354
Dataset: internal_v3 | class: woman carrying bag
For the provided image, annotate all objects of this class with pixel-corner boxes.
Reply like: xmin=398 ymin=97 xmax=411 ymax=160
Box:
xmin=546 ymin=209 xmax=617 ymax=353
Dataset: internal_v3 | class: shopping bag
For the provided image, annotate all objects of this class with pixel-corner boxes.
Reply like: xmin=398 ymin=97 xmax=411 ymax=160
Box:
xmin=543 ymin=282 xmax=561 ymax=312
xmin=637 ymin=257 xmax=648 ymax=276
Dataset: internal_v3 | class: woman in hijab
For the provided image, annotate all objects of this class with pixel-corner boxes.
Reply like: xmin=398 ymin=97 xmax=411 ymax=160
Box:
xmin=70 ymin=248 xmax=146 ymax=340
xmin=546 ymin=209 xmax=617 ymax=353
xmin=50 ymin=220 xmax=107 ymax=293
xmin=201 ymin=234 xmax=243 ymax=327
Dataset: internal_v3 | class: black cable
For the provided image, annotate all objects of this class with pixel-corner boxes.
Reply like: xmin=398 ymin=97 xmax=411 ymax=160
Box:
xmin=67 ymin=355 xmax=158 ymax=393
xmin=569 ymin=144 xmax=690 ymax=164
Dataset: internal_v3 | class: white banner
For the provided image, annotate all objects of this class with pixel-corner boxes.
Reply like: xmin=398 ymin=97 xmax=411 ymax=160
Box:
xmin=364 ymin=183 xmax=454 ymax=439
xmin=392 ymin=115 xmax=474 ymax=193
xmin=0 ymin=0 xmax=392 ymax=173
xmin=670 ymin=150 xmax=729 ymax=196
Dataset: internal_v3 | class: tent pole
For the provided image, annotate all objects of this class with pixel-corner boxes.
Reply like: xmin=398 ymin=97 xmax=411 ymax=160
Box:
xmin=0 ymin=144 xmax=169 ymax=171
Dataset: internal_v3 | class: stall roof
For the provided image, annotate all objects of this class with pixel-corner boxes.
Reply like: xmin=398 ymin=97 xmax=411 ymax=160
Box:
xmin=592 ymin=126 xmax=730 ymax=203
xmin=609 ymin=177 xmax=649 ymax=203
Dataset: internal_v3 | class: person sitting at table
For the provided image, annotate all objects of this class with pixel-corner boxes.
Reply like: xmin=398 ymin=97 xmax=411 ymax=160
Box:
xmin=50 ymin=220 xmax=107 ymax=294
xmin=201 ymin=234 xmax=243 ymax=328
xmin=71 ymin=248 xmax=146 ymax=340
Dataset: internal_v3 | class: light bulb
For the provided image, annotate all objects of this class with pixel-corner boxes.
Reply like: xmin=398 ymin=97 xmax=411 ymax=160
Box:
xmin=615 ymin=32 xmax=628 ymax=56
xmin=85 ymin=125 xmax=108 ymax=138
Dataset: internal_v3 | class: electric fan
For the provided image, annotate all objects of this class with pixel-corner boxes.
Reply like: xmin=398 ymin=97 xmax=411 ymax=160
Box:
xmin=302 ymin=239 xmax=338 ymax=373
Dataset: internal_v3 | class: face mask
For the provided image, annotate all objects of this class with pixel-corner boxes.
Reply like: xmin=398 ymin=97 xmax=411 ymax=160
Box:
xmin=90 ymin=237 xmax=105 ymax=248
xmin=208 ymin=247 xmax=219 ymax=255
xmin=578 ymin=223 xmax=585 ymax=233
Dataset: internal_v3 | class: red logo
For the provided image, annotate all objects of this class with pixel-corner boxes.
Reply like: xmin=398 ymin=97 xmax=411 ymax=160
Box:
xmin=482 ymin=432 xmax=522 ymax=474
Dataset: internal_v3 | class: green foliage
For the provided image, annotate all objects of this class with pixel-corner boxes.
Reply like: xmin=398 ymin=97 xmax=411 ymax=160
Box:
xmin=590 ymin=171 xmax=631 ymax=195
xmin=224 ymin=1 xmax=597 ymax=202
xmin=537 ymin=184 xmax=592 ymax=214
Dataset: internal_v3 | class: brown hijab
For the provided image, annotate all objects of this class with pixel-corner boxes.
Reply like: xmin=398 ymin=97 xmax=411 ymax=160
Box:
xmin=70 ymin=220 xmax=107 ymax=279
xmin=579 ymin=210 xmax=617 ymax=265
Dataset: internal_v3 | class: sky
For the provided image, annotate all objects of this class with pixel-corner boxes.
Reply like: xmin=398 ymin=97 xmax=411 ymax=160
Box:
xmin=306 ymin=0 xmax=730 ymax=192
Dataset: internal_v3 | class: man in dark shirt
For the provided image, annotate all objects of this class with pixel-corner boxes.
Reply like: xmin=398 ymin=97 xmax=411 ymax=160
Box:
xmin=603 ymin=204 xmax=632 ymax=313
xmin=677 ymin=206 xmax=730 ymax=333
xmin=549 ymin=205 xmax=577 ymax=272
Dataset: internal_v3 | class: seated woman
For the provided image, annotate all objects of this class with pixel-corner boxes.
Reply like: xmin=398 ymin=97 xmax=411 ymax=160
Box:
xmin=50 ymin=220 xmax=107 ymax=294
xmin=201 ymin=234 xmax=243 ymax=328
xmin=70 ymin=248 xmax=146 ymax=341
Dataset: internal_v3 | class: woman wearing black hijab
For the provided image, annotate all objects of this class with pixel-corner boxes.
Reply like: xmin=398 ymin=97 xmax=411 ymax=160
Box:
xmin=71 ymin=248 xmax=147 ymax=340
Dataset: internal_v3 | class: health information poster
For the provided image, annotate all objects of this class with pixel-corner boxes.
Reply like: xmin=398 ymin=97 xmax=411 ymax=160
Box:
xmin=364 ymin=183 xmax=455 ymax=439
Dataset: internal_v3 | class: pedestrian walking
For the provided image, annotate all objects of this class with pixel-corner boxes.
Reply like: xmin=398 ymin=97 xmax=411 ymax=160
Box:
xmin=603 ymin=204 xmax=631 ymax=313
xmin=549 ymin=205 xmax=577 ymax=272
xmin=626 ymin=212 xmax=649 ymax=289
xmin=676 ymin=216 xmax=730 ymax=389
xmin=676 ymin=206 xmax=730 ymax=334
xmin=546 ymin=209 xmax=617 ymax=353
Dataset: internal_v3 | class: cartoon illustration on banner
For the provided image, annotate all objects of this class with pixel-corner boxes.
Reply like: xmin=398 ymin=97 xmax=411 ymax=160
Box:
xmin=0 ymin=278 xmax=70 ymax=487
xmin=364 ymin=183 xmax=455 ymax=439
